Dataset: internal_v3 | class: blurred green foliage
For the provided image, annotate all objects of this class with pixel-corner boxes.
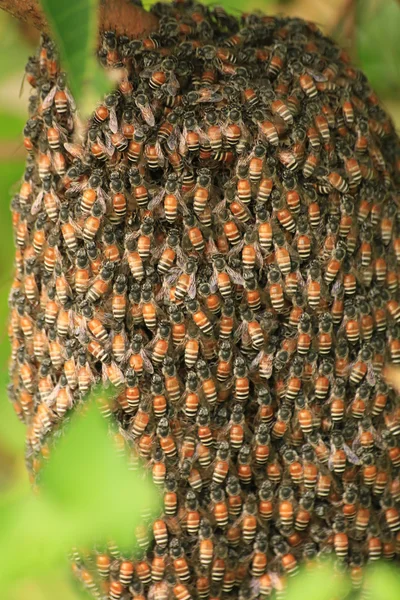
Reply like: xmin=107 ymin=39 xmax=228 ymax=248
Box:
xmin=284 ymin=562 xmax=351 ymax=600
xmin=356 ymin=0 xmax=400 ymax=98
xmin=40 ymin=0 xmax=112 ymax=110
xmin=1 ymin=394 xmax=160 ymax=593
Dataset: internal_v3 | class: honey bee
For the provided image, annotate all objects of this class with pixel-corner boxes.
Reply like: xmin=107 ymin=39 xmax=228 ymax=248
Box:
xmin=41 ymin=72 xmax=76 ymax=115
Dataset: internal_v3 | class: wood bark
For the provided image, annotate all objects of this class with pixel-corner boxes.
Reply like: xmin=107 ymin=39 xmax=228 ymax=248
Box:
xmin=0 ymin=0 xmax=158 ymax=37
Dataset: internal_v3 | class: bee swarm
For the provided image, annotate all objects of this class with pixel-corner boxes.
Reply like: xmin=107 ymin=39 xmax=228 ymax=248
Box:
xmin=8 ymin=1 xmax=400 ymax=598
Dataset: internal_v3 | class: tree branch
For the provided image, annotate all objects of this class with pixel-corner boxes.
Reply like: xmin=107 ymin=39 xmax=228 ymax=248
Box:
xmin=0 ymin=0 xmax=159 ymax=37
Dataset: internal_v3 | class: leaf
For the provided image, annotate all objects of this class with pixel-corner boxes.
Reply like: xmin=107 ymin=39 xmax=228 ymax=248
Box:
xmin=356 ymin=0 xmax=400 ymax=97
xmin=0 ymin=390 xmax=160 ymax=589
xmin=0 ymin=493 xmax=64 ymax=586
xmin=40 ymin=0 xmax=98 ymax=100
xmin=40 ymin=389 xmax=160 ymax=547
xmin=79 ymin=56 xmax=115 ymax=117
xmin=365 ymin=563 xmax=400 ymax=600
xmin=284 ymin=561 xmax=351 ymax=600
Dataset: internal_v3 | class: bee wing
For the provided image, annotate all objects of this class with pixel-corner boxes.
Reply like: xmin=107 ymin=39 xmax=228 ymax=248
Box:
xmin=227 ymin=238 xmax=244 ymax=257
xmin=31 ymin=190 xmax=44 ymax=215
xmin=45 ymin=383 xmax=59 ymax=407
xmin=41 ymin=85 xmax=57 ymax=111
xmin=64 ymin=143 xmax=84 ymax=159
xmin=269 ymin=572 xmax=282 ymax=588
xmin=51 ymin=189 xmax=61 ymax=206
xmin=331 ymin=279 xmax=343 ymax=297
xmin=104 ymin=131 xmax=116 ymax=156
xmin=225 ymin=265 xmax=245 ymax=285
xmin=65 ymin=87 xmax=77 ymax=112
xmin=68 ymin=180 xmax=86 ymax=194
xmin=366 ymin=362 xmax=376 ymax=387
xmin=139 ymin=67 xmax=155 ymax=79
xmin=209 ymin=271 xmax=218 ymax=293
xmin=291 ymin=270 xmax=304 ymax=294
xmin=343 ymin=442 xmax=361 ymax=465
xmin=99 ymin=137 xmax=114 ymax=158
xmin=178 ymin=129 xmax=187 ymax=155
xmin=278 ymin=149 xmax=296 ymax=167
xmin=286 ymin=241 xmax=300 ymax=262
xmin=306 ymin=68 xmax=328 ymax=82
xmin=101 ymin=362 xmax=109 ymax=384
xmin=198 ymin=127 xmax=208 ymax=143
xmin=177 ymin=194 xmax=190 ymax=216
xmin=250 ymin=350 xmax=264 ymax=369
xmin=148 ymin=189 xmax=165 ymax=210
xmin=213 ymin=199 xmax=227 ymax=214
xmin=76 ymin=315 xmax=87 ymax=337
xmin=141 ymin=348 xmax=155 ymax=374
xmin=155 ymin=140 xmax=165 ymax=167
xmin=188 ymin=273 xmax=197 ymax=299
xmin=233 ymin=321 xmax=246 ymax=344
xmin=19 ymin=73 xmax=26 ymax=98
xmin=209 ymin=89 xmax=223 ymax=103
xmin=165 ymin=267 xmax=181 ymax=286
xmin=176 ymin=245 xmax=188 ymax=269
xmin=155 ymin=279 xmax=170 ymax=302
xmin=254 ymin=240 xmax=265 ymax=266
xmin=97 ymin=188 xmax=108 ymax=212
xmin=69 ymin=217 xmax=83 ymax=237
xmin=328 ymin=448 xmax=335 ymax=471
xmin=141 ymin=106 xmax=155 ymax=127
xmin=109 ymin=107 xmax=119 ymax=134
xmin=165 ymin=73 xmax=180 ymax=96
xmin=205 ymin=238 xmax=219 ymax=257
xmin=105 ymin=361 xmax=125 ymax=384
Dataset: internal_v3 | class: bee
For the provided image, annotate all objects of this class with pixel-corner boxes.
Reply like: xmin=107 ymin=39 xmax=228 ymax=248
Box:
xmin=196 ymin=360 xmax=217 ymax=406
xmin=267 ymin=44 xmax=286 ymax=78
xmin=167 ymin=304 xmax=186 ymax=348
xmin=31 ymin=176 xmax=60 ymax=221
xmin=59 ymin=205 xmax=78 ymax=253
xmin=108 ymin=172 xmax=127 ymax=224
xmin=135 ymin=93 xmax=155 ymax=127
xmin=41 ymin=72 xmax=76 ymax=115
xmin=124 ymin=237 xmax=145 ymax=281
xmin=184 ymin=296 xmax=212 ymax=336
xmin=157 ymin=232 xmax=182 ymax=278
xmin=173 ymin=257 xmax=198 ymax=303
xmin=82 ymin=201 xmax=104 ymax=241
xmin=86 ymin=261 xmax=114 ymax=303
xmin=253 ymin=109 xmax=279 ymax=146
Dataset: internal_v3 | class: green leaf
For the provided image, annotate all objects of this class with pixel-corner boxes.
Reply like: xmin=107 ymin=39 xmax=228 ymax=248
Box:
xmin=0 ymin=493 xmax=64 ymax=585
xmin=365 ymin=563 xmax=400 ymax=600
xmin=40 ymin=390 xmax=160 ymax=547
xmin=0 ymin=391 xmax=159 ymax=589
xmin=285 ymin=561 xmax=351 ymax=600
xmin=356 ymin=0 xmax=400 ymax=97
xmin=40 ymin=0 xmax=99 ymax=101
xmin=80 ymin=56 xmax=115 ymax=117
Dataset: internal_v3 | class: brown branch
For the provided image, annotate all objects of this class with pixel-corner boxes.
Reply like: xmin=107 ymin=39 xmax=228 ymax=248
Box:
xmin=0 ymin=0 xmax=159 ymax=37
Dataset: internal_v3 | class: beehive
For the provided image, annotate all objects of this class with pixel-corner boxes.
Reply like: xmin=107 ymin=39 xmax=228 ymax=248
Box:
xmin=8 ymin=1 xmax=400 ymax=598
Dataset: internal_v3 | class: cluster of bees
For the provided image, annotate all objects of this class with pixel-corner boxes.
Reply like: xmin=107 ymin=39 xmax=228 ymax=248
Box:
xmin=7 ymin=0 xmax=400 ymax=598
